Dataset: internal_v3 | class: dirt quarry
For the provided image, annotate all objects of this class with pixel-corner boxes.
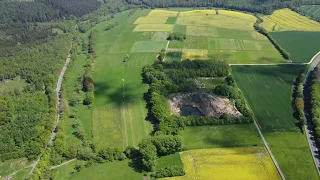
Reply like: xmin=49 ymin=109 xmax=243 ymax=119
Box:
xmin=168 ymin=93 xmax=242 ymax=118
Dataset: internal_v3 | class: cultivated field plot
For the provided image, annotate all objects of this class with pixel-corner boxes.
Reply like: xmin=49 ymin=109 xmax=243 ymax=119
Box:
xmin=182 ymin=124 xmax=263 ymax=150
xmin=133 ymin=24 xmax=174 ymax=32
xmin=232 ymin=65 xmax=301 ymax=131
xmin=162 ymin=148 xmax=281 ymax=180
xmin=177 ymin=15 xmax=255 ymax=30
xmin=147 ymin=9 xmax=178 ymax=17
xmin=270 ymin=31 xmax=320 ymax=63
xmin=261 ymin=8 xmax=320 ymax=31
xmin=92 ymin=107 xmax=123 ymax=150
xmin=181 ymin=49 xmax=208 ymax=60
xmin=90 ymin=9 xmax=154 ymax=150
xmin=298 ymin=5 xmax=320 ymax=19
xmin=232 ymin=65 xmax=319 ymax=179
xmin=131 ymin=40 xmax=167 ymax=52
xmin=134 ymin=16 xmax=168 ymax=24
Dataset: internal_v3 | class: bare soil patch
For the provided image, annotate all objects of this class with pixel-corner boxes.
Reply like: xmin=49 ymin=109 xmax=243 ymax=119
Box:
xmin=168 ymin=93 xmax=242 ymax=118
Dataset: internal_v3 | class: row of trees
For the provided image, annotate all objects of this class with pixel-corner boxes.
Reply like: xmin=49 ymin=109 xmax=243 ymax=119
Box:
xmin=292 ymin=71 xmax=306 ymax=130
xmin=253 ymin=15 xmax=290 ymax=60
xmin=167 ymin=32 xmax=186 ymax=41
xmin=308 ymin=70 xmax=320 ymax=146
xmin=125 ymin=0 xmax=320 ymax=14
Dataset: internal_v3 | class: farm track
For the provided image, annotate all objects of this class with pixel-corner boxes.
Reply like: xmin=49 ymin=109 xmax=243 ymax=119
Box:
xmin=303 ymin=51 xmax=320 ymax=175
xmin=50 ymin=159 xmax=77 ymax=170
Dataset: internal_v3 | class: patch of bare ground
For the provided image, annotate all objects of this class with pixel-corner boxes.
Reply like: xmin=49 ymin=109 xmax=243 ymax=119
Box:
xmin=168 ymin=93 xmax=242 ymax=118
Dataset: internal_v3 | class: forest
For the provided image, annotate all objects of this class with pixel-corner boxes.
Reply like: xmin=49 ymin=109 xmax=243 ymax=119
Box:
xmin=0 ymin=0 xmax=100 ymax=23
xmin=125 ymin=0 xmax=320 ymax=14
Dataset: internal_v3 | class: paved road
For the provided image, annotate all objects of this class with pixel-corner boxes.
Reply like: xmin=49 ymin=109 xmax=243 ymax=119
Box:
xmin=29 ymin=45 xmax=72 ymax=175
xmin=304 ymin=52 xmax=320 ymax=175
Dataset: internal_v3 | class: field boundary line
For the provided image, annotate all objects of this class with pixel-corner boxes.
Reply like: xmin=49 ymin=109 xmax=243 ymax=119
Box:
xmin=241 ymin=91 xmax=286 ymax=180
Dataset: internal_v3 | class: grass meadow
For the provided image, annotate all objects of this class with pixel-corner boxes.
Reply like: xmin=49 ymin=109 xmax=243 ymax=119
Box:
xmin=53 ymin=160 xmax=143 ymax=180
xmin=298 ymin=5 xmax=320 ymax=18
xmin=157 ymin=153 xmax=183 ymax=169
xmin=270 ymin=31 xmax=320 ymax=63
xmin=161 ymin=148 xmax=281 ymax=180
xmin=182 ymin=124 xmax=263 ymax=150
xmin=261 ymin=8 xmax=320 ymax=32
xmin=232 ymin=65 xmax=319 ymax=180
xmin=0 ymin=158 xmax=30 ymax=178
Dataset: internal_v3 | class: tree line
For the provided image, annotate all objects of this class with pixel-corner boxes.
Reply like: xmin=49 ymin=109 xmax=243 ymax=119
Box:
xmin=125 ymin=0 xmax=320 ymax=14
xmin=0 ymin=0 xmax=100 ymax=23
xmin=292 ymin=70 xmax=307 ymax=131
xmin=307 ymin=70 xmax=320 ymax=147
xmin=253 ymin=15 xmax=290 ymax=60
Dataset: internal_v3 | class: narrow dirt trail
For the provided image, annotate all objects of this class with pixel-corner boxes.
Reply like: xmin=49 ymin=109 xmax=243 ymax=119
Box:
xmin=50 ymin=159 xmax=76 ymax=170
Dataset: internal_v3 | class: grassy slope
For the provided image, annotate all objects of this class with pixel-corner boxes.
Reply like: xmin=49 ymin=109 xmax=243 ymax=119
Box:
xmin=270 ymin=31 xmax=320 ymax=63
xmin=232 ymin=65 xmax=319 ymax=180
xmin=182 ymin=124 xmax=263 ymax=150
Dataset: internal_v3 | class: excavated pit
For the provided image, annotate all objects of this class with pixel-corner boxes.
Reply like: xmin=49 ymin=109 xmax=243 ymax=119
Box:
xmin=169 ymin=93 xmax=242 ymax=117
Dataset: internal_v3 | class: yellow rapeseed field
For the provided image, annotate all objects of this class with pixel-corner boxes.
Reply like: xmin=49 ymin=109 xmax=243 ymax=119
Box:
xmin=177 ymin=15 xmax=255 ymax=30
xmin=161 ymin=147 xmax=281 ymax=180
xmin=147 ymin=9 xmax=178 ymax=17
xmin=186 ymin=26 xmax=219 ymax=37
xmin=261 ymin=8 xmax=320 ymax=31
xmin=133 ymin=24 xmax=174 ymax=32
xmin=218 ymin=10 xmax=257 ymax=22
xmin=134 ymin=16 xmax=168 ymax=24
xmin=181 ymin=49 xmax=208 ymax=60
xmin=179 ymin=10 xmax=217 ymax=16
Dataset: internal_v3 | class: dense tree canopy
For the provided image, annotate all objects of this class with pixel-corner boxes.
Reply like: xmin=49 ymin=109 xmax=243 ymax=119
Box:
xmin=0 ymin=0 xmax=101 ymax=23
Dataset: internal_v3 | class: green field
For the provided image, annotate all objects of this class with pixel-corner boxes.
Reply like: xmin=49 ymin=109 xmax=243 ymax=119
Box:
xmin=92 ymin=10 xmax=155 ymax=149
xmin=232 ymin=65 xmax=319 ymax=180
xmin=54 ymin=160 xmax=143 ymax=180
xmin=182 ymin=124 xmax=263 ymax=150
xmin=270 ymin=31 xmax=320 ymax=63
xmin=157 ymin=153 xmax=183 ymax=169
xmin=167 ymin=27 xmax=284 ymax=63
xmin=166 ymin=17 xmax=177 ymax=24
xmin=0 ymin=158 xmax=30 ymax=178
xmin=298 ymin=5 xmax=320 ymax=19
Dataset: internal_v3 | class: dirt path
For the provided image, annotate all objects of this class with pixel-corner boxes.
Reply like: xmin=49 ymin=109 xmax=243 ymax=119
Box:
xmin=303 ymin=52 xmax=320 ymax=175
xmin=29 ymin=42 xmax=73 ymax=175
xmin=50 ymin=159 xmax=76 ymax=170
